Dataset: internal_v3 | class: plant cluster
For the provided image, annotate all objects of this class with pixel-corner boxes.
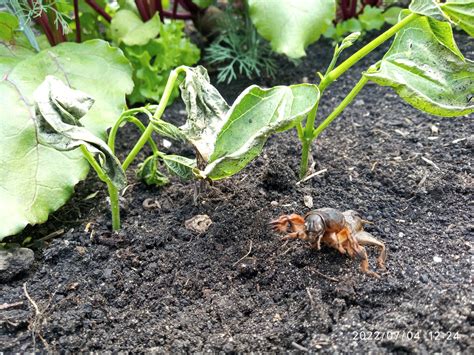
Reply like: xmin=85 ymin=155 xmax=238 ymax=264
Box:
xmin=2 ymin=0 xmax=203 ymax=104
xmin=204 ymin=1 xmax=277 ymax=84
xmin=0 ymin=0 xmax=472 ymax=240
xmin=323 ymin=2 xmax=404 ymax=42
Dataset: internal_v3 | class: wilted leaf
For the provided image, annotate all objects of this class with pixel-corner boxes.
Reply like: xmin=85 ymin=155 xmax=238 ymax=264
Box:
xmin=152 ymin=118 xmax=186 ymax=142
xmin=110 ymin=10 xmax=161 ymax=46
xmin=202 ymin=83 xmax=320 ymax=180
xmin=162 ymin=155 xmax=196 ymax=179
xmin=33 ymin=76 xmax=126 ymax=190
xmin=364 ymin=15 xmax=474 ymax=117
xmin=179 ymin=66 xmax=230 ymax=161
xmin=0 ymin=39 xmax=133 ymax=239
xmin=248 ymin=0 xmax=335 ymax=59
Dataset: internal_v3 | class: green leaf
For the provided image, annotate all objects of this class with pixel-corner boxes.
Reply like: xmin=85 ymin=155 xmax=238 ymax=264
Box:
xmin=152 ymin=119 xmax=186 ymax=142
xmin=383 ymin=6 xmax=404 ymax=25
xmin=110 ymin=10 xmax=161 ymax=46
xmin=336 ymin=32 xmax=361 ymax=56
xmin=137 ymin=155 xmax=170 ymax=186
xmin=179 ymin=66 xmax=230 ymax=161
xmin=0 ymin=39 xmax=133 ymax=239
xmin=248 ymin=0 xmax=335 ymax=59
xmin=364 ymin=15 xmax=474 ymax=117
xmin=124 ymin=21 xmax=200 ymax=104
xmin=0 ymin=12 xmax=19 ymax=41
xmin=409 ymin=0 xmax=446 ymax=20
xmin=359 ymin=6 xmax=385 ymax=31
xmin=152 ymin=118 xmax=186 ymax=142
xmin=162 ymin=155 xmax=196 ymax=180
xmin=33 ymin=76 xmax=127 ymax=190
xmin=203 ymin=83 xmax=320 ymax=180
xmin=440 ymin=0 xmax=474 ymax=37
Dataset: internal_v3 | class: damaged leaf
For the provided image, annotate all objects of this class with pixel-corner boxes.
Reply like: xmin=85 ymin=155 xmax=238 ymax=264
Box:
xmin=152 ymin=117 xmax=186 ymax=142
xmin=179 ymin=66 xmax=230 ymax=161
xmin=179 ymin=66 xmax=320 ymax=180
xmin=33 ymin=76 xmax=127 ymax=190
xmin=203 ymin=84 xmax=319 ymax=180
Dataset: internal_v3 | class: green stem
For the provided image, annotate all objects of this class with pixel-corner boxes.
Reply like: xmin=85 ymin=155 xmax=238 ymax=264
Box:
xmin=299 ymin=102 xmax=319 ymax=178
xmin=80 ymin=145 xmax=120 ymax=230
xmin=313 ymin=75 xmax=369 ymax=139
xmin=121 ymin=67 xmax=185 ymax=171
xmin=319 ymin=13 xmax=418 ymax=91
xmin=108 ymin=109 xmax=159 ymax=155
xmin=300 ymin=139 xmax=311 ymax=179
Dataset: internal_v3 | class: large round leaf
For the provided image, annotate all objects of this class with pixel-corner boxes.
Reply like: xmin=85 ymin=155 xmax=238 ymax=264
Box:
xmin=364 ymin=15 xmax=474 ymax=117
xmin=248 ymin=0 xmax=335 ymax=59
xmin=0 ymin=40 xmax=133 ymax=239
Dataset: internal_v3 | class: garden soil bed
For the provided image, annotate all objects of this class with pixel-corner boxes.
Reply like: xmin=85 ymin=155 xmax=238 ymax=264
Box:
xmin=2 ymin=32 xmax=472 ymax=353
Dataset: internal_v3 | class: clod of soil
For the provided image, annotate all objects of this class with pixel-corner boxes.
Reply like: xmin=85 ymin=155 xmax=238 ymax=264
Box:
xmin=1 ymin=32 xmax=472 ymax=353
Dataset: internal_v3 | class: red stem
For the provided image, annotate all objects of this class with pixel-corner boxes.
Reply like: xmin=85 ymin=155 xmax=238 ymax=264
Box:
xmin=73 ymin=0 xmax=81 ymax=42
xmin=178 ymin=0 xmax=200 ymax=13
xmin=161 ymin=10 xmax=193 ymax=19
xmin=85 ymin=0 xmax=112 ymax=22
xmin=340 ymin=0 xmax=349 ymax=20
xmin=28 ymin=0 xmax=56 ymax=46
xmin=350 ymin=0 xmax=357 ymax=18
xmin=50 ymin=1 xmax=66 ymax=43
xmin=149 ymin=0 xmax=157 ymax=14
xmin=172 ymin=0 xmax=178 ymax=18
xmin=156 ymin=0 xmax=164 ymax=21
xmin=135 ymin=0 xmax=151 ymax=21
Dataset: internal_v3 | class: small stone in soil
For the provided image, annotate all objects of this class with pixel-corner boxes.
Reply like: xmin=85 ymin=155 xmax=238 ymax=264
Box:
xmin=304 ymin=195 xmax=314 ymax=208
xmin=419 ymin=274 xmax=429 ymax=283
xmin=433 ymin=256 xmax=442 ymax=263
xmin=0 ymin=248 xmax=34 ymax=282
xmin=237 ymin=257 xmax=257 ymax=278
xmin=184 ymin=214 xmax=212 ymax=234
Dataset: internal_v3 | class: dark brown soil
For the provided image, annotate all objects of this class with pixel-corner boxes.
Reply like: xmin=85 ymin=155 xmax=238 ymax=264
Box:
xmin=1 ymin=32 xmax=473 ymax=353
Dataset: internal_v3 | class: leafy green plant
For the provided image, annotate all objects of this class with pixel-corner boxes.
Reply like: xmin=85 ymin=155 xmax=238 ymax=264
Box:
xmin=110 ymin=10 xmax=200 ymax=104
xmin=2 ymin=1 xmax=201 ymax=104
xmin=324 ymin=4 xmax=404 ymax=42
xmin=204 ymin=1 xmax=276 ymax=83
